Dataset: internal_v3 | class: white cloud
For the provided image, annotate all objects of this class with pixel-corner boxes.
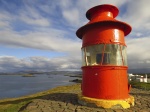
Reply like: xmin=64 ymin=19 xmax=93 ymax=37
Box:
xmin=0 ymin=56 xmax=81 ymax=72
xmin=58 ymin=0 xmax=128 ymax=27
xmin=0 ymin=0 xmax=150 ymax=72
xmin=126 ymin=36 xmax=150 ymax=69
xmin=0 ymin=29 xmax=81 ymax=56
xmin=121 ymin=0 xmax=150 ymax=31
xmin=0 ymin=11 xmax=12 ymax=30
xmin=127 ymin=37 xmax=150 ymax=60
xmin=76 ymin=0 xmax=127 ymax=10
xmin=20 ymin=15 xmax=50 ymax=27
xmin=19 ymin=4 xmax=51 ymax=27
xmin=58 ymin=0 xmax=73 ymax=9
xmin=0 ymin=21 xmax=9 ymax=27
xmin=62 ymin=8 xmax=80 ymax=26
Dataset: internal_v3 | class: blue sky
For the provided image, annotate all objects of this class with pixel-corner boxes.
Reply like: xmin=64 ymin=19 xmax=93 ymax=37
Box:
xmin=0 ymin=0 xmax=150 ymax=72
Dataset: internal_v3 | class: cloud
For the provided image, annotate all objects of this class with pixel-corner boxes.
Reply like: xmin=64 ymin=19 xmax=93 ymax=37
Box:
xmin=0 ymin=21 xmax=9 ymax=28
xmin=127 ymin=37 xmax=150 ymax=59
xmin=76 ymin=0 xmax=127 ymax=10
xmin=123 ymin=1 xmax=150 ymax=70
xmin=20 ymin=14 xmax=50 ymax=27
xmin=0 ymin=11 xmax=12 ymax=30
xmin=0 ymin=1 xmax=51 ymax=28
xmin=0 ymin=1 xmax=82 ymax=72
xmin=0 ymin=0 xmax=149 ymax=72
xmin=19 ymin=5 xmax=51 ymax=27
xmin=0 ymin=56 xmax=81 ymax=72
xmin=0 ymin=28 xmax=81 ymax=55
xmin=58 ymin=0 xmax=128 ymax=27
xmin=121 ymin=0 xmax=150 ymax=32
xmin=0 ymin=1 xmax=81 ymax=55
xmin=126 ymin=36 xmax=150 ymax=69
xmin=62 ymin=8 xmax=80 ymax=26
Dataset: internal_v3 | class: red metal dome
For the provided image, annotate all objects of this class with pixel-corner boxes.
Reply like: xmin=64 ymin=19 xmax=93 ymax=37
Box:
xmin=76 ymin=4 xmax=132 ymax=39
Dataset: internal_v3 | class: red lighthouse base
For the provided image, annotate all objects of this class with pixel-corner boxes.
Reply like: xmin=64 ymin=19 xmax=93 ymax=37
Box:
xmin=78 ymin=66 xmax=135 ymax=109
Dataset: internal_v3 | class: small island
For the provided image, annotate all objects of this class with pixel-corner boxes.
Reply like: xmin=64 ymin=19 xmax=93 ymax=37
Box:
xmin=22 ymin=74 xmax=35 ymax=77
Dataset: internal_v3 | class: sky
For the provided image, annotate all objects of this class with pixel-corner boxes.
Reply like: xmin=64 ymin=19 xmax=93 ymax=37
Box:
xmin=0 ymin=0 xmax=150 ymax=72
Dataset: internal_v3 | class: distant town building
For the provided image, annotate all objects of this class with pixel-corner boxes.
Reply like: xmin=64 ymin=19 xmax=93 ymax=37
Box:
xmin=128 ymin=74 xmax=149 ymax=83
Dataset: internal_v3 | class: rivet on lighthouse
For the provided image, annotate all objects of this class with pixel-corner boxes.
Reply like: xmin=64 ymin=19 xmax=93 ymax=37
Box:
xmin=76 ymin=4 xmax=134 ymax=109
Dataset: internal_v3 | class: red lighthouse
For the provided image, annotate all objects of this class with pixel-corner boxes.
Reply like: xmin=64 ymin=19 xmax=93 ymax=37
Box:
xmin=76 ymin=4 xmax=134 ymax=108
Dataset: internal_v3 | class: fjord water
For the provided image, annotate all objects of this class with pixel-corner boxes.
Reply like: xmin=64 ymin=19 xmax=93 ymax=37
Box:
xmin=0 ymin=74 xmax=76 ymax=99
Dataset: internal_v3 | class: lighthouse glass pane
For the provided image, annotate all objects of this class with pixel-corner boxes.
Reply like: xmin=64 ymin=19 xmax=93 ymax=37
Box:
xmin=105 ymin=44 xmax=122 ymax=65
xmin=82 ymin=49 xmax=86 ymax=66
xmin=103 ymin=44 xmax=127 ymax=66
xmin=81 ymin=44 xmax=104 ymax=66
xmin=121 ymin=46 xmax=127 ymax=65
xmin=96 ymin=53 xmax=110 ymax=64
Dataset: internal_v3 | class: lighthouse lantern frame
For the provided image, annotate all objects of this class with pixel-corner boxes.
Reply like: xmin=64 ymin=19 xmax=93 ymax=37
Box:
xmin=82 ymin=44 xmax=127 ymax=66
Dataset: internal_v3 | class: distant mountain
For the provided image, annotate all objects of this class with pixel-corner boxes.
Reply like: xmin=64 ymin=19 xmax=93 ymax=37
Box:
xmin=0 ymin=70 xmax=82 ymax=75
xmin=1 ymin=68 xmax=150 ymax=75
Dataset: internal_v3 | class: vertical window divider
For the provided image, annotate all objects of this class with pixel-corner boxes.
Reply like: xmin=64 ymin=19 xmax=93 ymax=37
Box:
xmin=119 ymin=45 xmax=124 ymax=65
xmin=101 ymin=44 xmax=106 ymax=65
xmin=84 ymin=47 xmax=88 ymax=66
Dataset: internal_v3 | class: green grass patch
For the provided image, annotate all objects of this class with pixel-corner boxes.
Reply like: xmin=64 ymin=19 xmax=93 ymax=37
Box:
xmin=0 ymin=101 xmax=30 ymax=112
xmin=130 ymin=81 xmax=150 ymax=90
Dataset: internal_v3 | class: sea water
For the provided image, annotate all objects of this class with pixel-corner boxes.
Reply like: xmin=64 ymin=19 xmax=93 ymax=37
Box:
xmin=0 ymin=74 xmax=76 ymax=99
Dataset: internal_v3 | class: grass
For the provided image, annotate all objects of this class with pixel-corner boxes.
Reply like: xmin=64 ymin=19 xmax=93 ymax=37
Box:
xmin=0 ymin=84 xmax=80 ymax=112
xmin=0 ymin=101 xmax=29 ymax=112
xmin=130 ymin=81 xmax=150 ymax=90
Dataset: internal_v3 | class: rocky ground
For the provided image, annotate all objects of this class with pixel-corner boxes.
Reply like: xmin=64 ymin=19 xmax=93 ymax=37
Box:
xmin=19 ymin=84 xmax=150 ymax=112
